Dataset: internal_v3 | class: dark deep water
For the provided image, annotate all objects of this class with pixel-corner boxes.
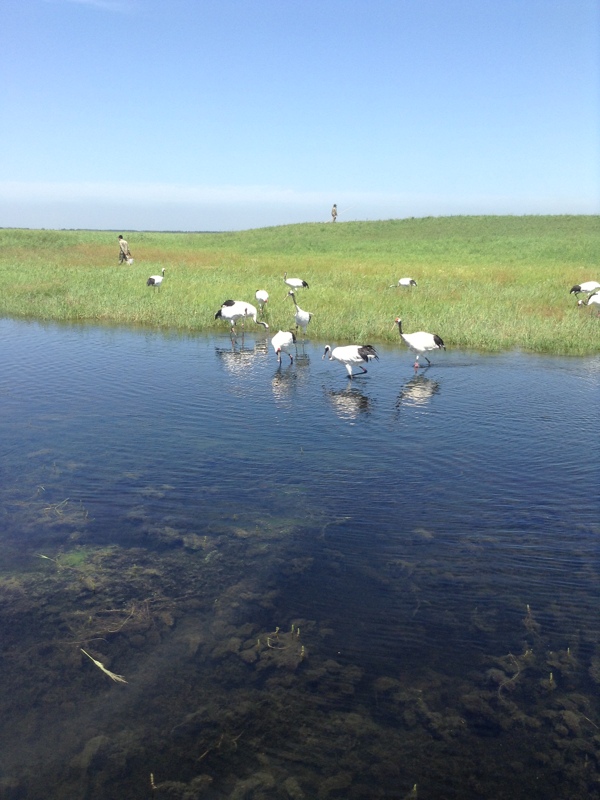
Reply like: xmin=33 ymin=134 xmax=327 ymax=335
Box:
xmin=1 ymin=318 xmax=599 ymax=800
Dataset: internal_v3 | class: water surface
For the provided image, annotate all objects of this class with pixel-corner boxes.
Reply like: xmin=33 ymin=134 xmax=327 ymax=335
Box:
xmin=1 ymin=319 xmax=599 ymax=799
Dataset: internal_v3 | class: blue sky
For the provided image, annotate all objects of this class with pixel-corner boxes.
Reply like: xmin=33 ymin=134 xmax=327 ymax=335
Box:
xmin=0 ymin=0 xmax=598 ymax=231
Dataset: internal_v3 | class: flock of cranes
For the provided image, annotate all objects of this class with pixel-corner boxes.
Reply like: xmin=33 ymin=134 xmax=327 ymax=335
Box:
xmin=209 ymin=272 xmax=447 ymax=377
xmin=145 ymin=267 xmax=599 ymax=377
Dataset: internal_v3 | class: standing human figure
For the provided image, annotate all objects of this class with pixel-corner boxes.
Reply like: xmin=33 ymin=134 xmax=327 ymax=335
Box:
xmin=331 ymin=204 xmax=338 ymax=223
xmin=118 ymin=235 xmax=131 ymax=264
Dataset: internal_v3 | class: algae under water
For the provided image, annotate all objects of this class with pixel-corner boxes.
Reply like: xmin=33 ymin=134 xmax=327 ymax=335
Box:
xmin=0 ymin=318 xmax=599 ymax=799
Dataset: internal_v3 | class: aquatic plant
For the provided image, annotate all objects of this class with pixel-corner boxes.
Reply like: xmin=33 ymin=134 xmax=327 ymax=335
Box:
xmin=80 ymin=648 xmax=128 ymax=684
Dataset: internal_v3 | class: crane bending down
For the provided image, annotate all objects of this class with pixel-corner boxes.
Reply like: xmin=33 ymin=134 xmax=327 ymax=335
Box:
xmin=578 ymin=291 xmax=600 ymax=314
xmin=322 ymin=344 xmax=379 ymax=378
xmin=271 ymin=330 xmax=296 ymax=364
xmin=570 ymin=281 xmax=600 ymax=297
xmin=147 ymin=268 xmax=165 ymax=289
xmin=214 ymin=300 xmax=269 ymax=334
xmin=389 ymin=277 xmax=417 ymax=288
xmin=286 ymin=291 xmax=312 ymax=336
xmin=394 ymin=318 xmax=445 ymax=368
xmin=283 ymin=272 xmax=309 ymax=290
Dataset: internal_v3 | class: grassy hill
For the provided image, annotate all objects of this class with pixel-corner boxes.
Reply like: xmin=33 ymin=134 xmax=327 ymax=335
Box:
xmin=1 ymin=215 xmax=598 ymax=354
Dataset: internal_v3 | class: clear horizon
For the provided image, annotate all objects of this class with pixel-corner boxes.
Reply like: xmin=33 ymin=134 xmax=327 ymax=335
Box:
xmin=1 ymin=0 xmax=598 ymax=231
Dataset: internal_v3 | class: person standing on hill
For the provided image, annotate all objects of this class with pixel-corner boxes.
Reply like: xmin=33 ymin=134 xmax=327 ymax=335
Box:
xmin=331 ymin=204 xmax=338 ymax=222
xmin=118 ymin=235 xmax=132 ymax=264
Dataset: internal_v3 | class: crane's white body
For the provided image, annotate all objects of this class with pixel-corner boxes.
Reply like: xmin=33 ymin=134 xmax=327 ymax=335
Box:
xmin=395 ymin=318 xmax=445 ymax=368
xmin=283 ymin=271 xmax=309 ymax=290
xmin=255 ymin=289 xmax=269 ymax=312
xmin=214 ymin=300 xmax=269 ymax=333
xmin=570 ymin=281 xmax=600 ymax=296
xmin=287 ymin=291 xmax=312 ymax=335
xmin=147 ymin=268 xmax=165 ymax=289
xmin=389 ymin=277 xmax=417 ymax=288
xmin=323 ymin=344 xmax=379 ymax=378
xmin=578 ymin=291 xmax=600 ymax=314
xmin=271 ymin=330 xmax=296 ymax=363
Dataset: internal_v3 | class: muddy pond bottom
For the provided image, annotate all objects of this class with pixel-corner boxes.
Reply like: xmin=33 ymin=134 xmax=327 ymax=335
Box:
xmin=0 ymin=319 xmax=599 ymax=800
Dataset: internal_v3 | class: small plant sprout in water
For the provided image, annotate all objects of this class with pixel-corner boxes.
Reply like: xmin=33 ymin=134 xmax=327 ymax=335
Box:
xmin=81 ymin=648 xmax=128 ymax=684
xmin=36 ymin=553 xmax=75 ymax=571
xmin=36 ymin=553 xmax=61 ymax=566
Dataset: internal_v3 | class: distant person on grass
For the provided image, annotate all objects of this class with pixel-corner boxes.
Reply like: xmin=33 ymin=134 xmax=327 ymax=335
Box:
xmin=118 ymin=235 xmax=132 ymax=264
xmin=331 ymin=204 xmax=338 ymax=222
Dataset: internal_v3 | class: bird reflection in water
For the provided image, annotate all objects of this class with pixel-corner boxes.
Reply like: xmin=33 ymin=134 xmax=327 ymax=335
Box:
xmin=271 ymin=346 xmax=312 ymax=403
xmin=294 ymin=341 xmax=311 ymax=367
xmin=396 ymin=374 xmax=440 ymax=410
xmin=271 ymin=367 xmax=298 ymax=404
xmin=325 ymin=383 xmax=373 ymax=420
xmin=214 ymin=334 xmax=268 ymax=377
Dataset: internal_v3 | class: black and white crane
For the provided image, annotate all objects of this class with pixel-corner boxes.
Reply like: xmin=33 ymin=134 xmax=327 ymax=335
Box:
xmin=214 ymin=300 xmax=269 ymax=334
xmin=322 ymin=344 xmax=379 ymax=378
xmin=286 ymin=291 xmax=312 ymax=336
xmin=283 ymin=271 xmax=309 ymax=290
xmin=147 ymin=268 xmax=165 ymax=289
xmin=394 ymin=318 xmax=445 ymax=368
xmin=271 ymin=330 xmax=296 ymax=364
xmin=255 ymin=289 xmax=269 ymax=313
xmin=569 ymin=281 xmax=600 ymax=297
xmin=389 ymin=277 xmax=417 ymax=288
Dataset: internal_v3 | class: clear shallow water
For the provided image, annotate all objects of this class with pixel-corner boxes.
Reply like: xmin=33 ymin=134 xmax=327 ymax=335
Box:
xmin=0 ymin=318 xmax=599 ymax=799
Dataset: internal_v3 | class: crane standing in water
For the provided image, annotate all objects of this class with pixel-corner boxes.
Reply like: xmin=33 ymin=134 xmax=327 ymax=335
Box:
xmin=287 ymin=291 xmax=312 ymax=337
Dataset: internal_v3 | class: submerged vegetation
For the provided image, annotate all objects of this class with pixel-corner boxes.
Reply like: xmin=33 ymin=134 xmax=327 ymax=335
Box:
xmin=0 ymin=215 xmax=599 ymax=354
xmin=2 ymin=481 xmax=600 ymax=799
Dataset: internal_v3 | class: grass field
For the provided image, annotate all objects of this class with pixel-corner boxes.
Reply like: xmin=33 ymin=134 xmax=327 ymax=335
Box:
xmin=0 ymin=215 xmax=599 ymax=355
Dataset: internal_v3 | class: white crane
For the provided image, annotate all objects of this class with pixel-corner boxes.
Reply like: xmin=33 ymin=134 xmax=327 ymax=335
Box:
xmin=394 ymin=318 xmax=445 ymax=368
xmin=255 ymin=289 xmax=269 ymax=313
xmin=283 ymin=271 xmax=309 ymax=290
xmin=214 ymin=300 xmax=269 ymax=334
xmin=570 ymin=281 xmax=600 ymax=296
xmin=322 ymin=344 xmax=379 ymax=378
xmin=286 ymin=291 xmax=312 ymax=336
xmin=147 ymin=268 xmax=165 ymax=289
xmin=271 ymin=330 xmax=296 ymax=364
xmin=578 ymin=291 xmax=600 ymax=314
xmin=389 ymin=277 xmax=417 ymax=288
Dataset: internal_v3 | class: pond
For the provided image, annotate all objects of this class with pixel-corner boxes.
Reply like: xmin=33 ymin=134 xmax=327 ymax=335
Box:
xmin=0 ymin=318 xmax=599 ymax=800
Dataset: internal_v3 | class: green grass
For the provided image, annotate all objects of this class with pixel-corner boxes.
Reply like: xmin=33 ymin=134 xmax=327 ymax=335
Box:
xmin=0 ymin=215 xmax=599 ymax=355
